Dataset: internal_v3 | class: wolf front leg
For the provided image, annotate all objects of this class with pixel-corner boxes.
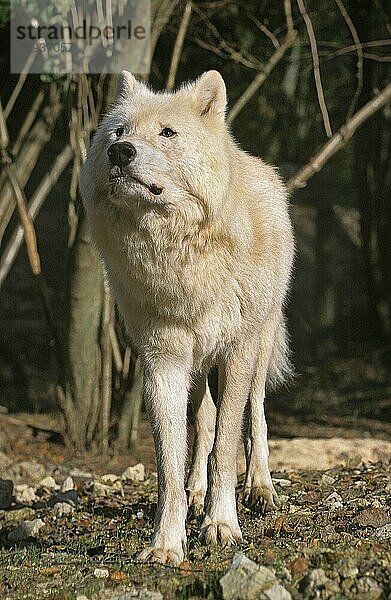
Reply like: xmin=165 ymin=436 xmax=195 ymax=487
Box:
xmin=187 ymin=375 xmax=216 ymax=514
xmin=138 ymin=361 xmax=189 ymax=566
xmin=200 ymin=338 xmax=259 ymax=546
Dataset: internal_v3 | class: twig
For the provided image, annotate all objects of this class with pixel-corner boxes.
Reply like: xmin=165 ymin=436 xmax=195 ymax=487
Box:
xmin=286 ymin=83 xmax=391 ymax=193
xmin=166 ymin=1 xmax=193 ymax=90
xmin=12 ymin=90 xmax=45 ymax=156
xmin=284 ymin=0 xmax=294 ymax=35
xmin=0 ymin=98 xmax=62 ymax=244
xmin=0 ymin=145 xmax=73 ymax=288
xmin=334 ymin=0 xmax=363 ymax=120
xmin=297 ymin=0 xmax=332 ymax=138
xmin=248 ymin=14 xmax=280 ymax=48
xmin=0 ymin=100 xmax=65 ymax=381
xmin=151 ymin=0 xmax=181 ymax=59
xmin=4 ymin=51 xmax=36 ymax=120
xmin=227 ymin=30 xmax=297 ymax=124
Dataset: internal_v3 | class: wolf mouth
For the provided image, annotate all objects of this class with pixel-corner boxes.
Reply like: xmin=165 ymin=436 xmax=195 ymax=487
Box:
xmin=109 ymin=172 xmax=163 ymax=196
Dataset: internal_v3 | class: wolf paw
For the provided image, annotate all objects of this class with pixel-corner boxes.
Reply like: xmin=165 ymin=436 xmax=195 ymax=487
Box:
xmin=137 ymin=546 xmax=184 ymax=566
xmin=242 ymin=483 xmax=279 ymax=513
xmin=199 ymin=519 xmax=242 ymax=547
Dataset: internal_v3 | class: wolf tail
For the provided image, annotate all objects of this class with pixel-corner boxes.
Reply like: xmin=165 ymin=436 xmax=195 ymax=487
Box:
xmin=267 ymin=312 xmax=294 ymax=389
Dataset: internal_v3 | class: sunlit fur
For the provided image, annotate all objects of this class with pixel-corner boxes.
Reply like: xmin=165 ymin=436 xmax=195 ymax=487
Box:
xmin=80 ymin=70 xmax=294 ymax=566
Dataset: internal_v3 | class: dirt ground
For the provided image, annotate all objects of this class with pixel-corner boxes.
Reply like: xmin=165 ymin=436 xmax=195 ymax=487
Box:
xmin=0 ymin=412 xmax=390 ymax=600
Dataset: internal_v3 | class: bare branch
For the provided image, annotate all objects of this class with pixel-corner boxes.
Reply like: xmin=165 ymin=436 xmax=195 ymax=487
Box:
xmin=248 ymin=14 xmax=280 ymax=48
xmin=227 ymin=30 xmax=297 ymax=124
xmin=4 ymin=52 xmax=36 ymax=120
xmin=0 ymin=145 xmax=73 ymax=289
xmin=287 ymin=84 xmax=391 ymax=193
xmin=284 ymin=0 xmax=294 ymax=35
xmin=166 ymin=1 xmax=193 ymax=90
xmin=297 ymin=0 xmax=332 ymax=138
xmin=334 ymin=0 xmax=363 ymax=120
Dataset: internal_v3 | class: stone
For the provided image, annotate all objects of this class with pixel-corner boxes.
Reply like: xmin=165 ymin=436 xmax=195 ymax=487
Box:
xmin=272 ymin=478 xmax=291 ymax=487
xmin=356 ymin=577 xmax=382 ymax=599
xmin=121 ymin=463 xmax=145 ymax=482
xmin=38 ymin=476 xmax=59 ymax=490
xmin=93 ymin=567 xmax=109 ymax=578
xmin=320 ymin=474 xmax=336 ymax=486
xmin=8 ymin=518 xmax=45 ymax=542
xmin=357 ymin=508 xmax=390 ymax=528
xmin=335 ymin=558 xmax=359 ymax=579
xmin=0 ymin=479 xmax=13 ymax=508
xmin=323 ymin=492 xmax=343 ymax=510
xmin=302 ymin=569 xmax=330 ymax=596
xmin=51 ymin=490 xmax=78 ymax=506
xmin=53 ymin=502 xmax=74 ymax=516
xmin=94 ymin=479 xmax=123 ymax=497
xmin=101 ymin=473 xmax=119 ymax=483
xmin=2 ymin=507 xmax=35 ymax=523
xmin=264 ymin=584 xmax=292 ymax=599
xmin=373 ymin=523 xmax=391 ymax=540
xmin=61 ymin=477 xmax=75 ymax=492
xmin=14 ymin=484 xmax=38 ymax=505
xmin=220 ymin=553 xmax=291 ymax=600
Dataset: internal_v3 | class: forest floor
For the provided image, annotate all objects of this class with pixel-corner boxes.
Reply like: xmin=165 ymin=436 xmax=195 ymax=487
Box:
xmin=0 ymin=410 xmax=390 ymax=600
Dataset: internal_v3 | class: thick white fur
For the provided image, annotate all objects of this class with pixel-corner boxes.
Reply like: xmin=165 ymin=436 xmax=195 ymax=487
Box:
xmin=80 ymin=70 xmax=294 ymax=566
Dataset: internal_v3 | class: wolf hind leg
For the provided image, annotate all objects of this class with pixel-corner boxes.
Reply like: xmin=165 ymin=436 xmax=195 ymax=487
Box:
xmin=243 ymin=314 xmax=285 ymax=513
xmin=186 ymin=375 xmax=216 ymax=514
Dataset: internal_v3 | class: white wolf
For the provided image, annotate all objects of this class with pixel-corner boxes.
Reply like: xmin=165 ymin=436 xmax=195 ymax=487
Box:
xmin=80 ymin=70 xmax=294 ymax=565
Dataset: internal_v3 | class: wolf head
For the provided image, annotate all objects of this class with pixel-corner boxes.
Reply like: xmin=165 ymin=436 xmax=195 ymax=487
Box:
xmin=80 ymin=70 xmax=232 ymax=222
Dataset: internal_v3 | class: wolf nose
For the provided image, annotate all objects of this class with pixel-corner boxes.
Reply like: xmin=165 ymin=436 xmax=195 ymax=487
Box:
xmin=107 ymin=142 xmax=136 ymax=167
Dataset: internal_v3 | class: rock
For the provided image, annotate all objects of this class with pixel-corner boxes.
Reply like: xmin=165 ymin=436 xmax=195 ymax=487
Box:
xmin=51 ymin=490 xmax=78 ymax=506
xmin=61 ymin=477 xmax=74 ymax=492
xmin=301 ymin=568 xmax=330 ymax=595
xmin=53 ymin=502 xmax=74 ymax=516
xmin=272 ymin=478 xmax=291 ymax=487
xmin=14 ymin=484 xmax=38 ymax=505
xmin=320 ymin=474 xmax=336 ymax=486
xmin=94 ymin=479 xmax=123 ymax=497
xmin=121 ymin=463 xmax=145 ymax=482
xmin=323 ymin=492 xmax=343 ymax=510
xmin=373 ymin=523 xmax=391 ymax=540
xmin=38 ymin=476 xmax=59 ymax=490
xmin=0 ymin=479 xmax=13 ymax=508
xmin=220 ymin=553 xmax=291 ymax=600
xmin=93 ymin=567 xmax=110 ymax=578
xmin=335 ymin=558 xmax=359 ymax=579
xmin=101 ymin=473 xmax=119 ymax=483
xmin=264 ymin=584 xmax=292 ymax=599
xmin=2 ymin=507 xmax=35 ymax=523
xmin=288 ymin=556 xmax=310 ymax=577
xmin=356 ymin=577 xmax=382 ymax=599
xmin=69 ymin=468 xmax=93 ymax=479
xmin=8 ymin=518 xmax=45 ymax=542
xmin=357 ymin=508 xmax=390 ymax=528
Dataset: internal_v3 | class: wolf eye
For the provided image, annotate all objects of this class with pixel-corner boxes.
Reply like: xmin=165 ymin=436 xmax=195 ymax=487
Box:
xmin=115 ymin=126 xmax=124 ymax=137
xmin=159 ymin=127 xmax=176 ymax=138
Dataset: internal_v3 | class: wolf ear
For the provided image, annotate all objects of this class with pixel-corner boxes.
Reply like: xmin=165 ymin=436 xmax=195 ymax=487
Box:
xmin=117 ymin=70 xmax=138 ymax=99
xmin=191 ymin=70 xmax=227 ymax=119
